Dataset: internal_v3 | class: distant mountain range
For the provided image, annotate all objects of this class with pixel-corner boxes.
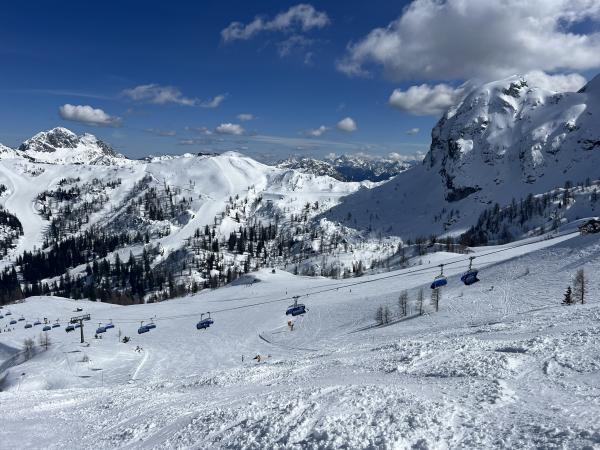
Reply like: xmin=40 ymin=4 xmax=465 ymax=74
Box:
xmin=277 ymin=153 xmax=419 ymax=182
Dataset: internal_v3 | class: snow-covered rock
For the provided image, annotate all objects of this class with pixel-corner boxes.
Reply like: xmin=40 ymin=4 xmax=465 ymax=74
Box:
xmin=17 ymin=127 xmax=126 ymax=165
xmin=326 ymin=73 xmax=600 ymax=239
xmin=429 ymin=74 xmax=600 ymax=202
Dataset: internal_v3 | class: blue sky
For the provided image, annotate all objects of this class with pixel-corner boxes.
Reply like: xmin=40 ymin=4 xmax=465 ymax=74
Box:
xmin=1 ymin=0 xmax=600 ymax=161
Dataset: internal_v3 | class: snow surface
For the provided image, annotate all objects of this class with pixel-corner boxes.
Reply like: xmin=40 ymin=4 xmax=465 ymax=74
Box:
xmin=1 ymin=230 xmax=599 ymax=448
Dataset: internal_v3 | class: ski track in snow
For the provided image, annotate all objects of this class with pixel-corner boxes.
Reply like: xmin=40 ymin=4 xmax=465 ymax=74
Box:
xmin=0 ymin=232 xmax=599 ymax=448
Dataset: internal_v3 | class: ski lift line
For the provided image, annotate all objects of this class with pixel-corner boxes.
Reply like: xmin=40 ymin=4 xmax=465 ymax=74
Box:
xmin=89 ymin=229 xmax=579 ymax=324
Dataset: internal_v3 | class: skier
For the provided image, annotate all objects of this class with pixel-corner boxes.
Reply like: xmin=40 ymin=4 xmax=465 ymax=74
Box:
xmin=287 ymin=319 xmax=294 ymax=331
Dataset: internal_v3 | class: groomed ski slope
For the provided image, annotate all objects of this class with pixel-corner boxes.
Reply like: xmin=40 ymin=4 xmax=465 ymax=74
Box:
xmin=0 ymin=231 xmax=599 ymax=448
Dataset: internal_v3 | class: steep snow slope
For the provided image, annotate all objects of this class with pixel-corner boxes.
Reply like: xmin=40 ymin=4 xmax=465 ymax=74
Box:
xmin=327 ymin=74 xmax=600 ymax=239
xmin=0 ymin=230 xmax=598 ymax=448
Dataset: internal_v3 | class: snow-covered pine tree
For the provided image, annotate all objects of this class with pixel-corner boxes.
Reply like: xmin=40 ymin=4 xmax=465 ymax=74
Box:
xmin=562 ymin=285 xmax=573 ymax=305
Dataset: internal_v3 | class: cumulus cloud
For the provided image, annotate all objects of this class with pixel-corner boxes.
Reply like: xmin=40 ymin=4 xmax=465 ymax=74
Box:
xmin=215 ymin=123 xmax=245 ymax=135
xmin=524 ymin=70 xmax=587 ymax=92
xmin=337 ymin=0 xmax=600 ymax=81
xmin=221 ymin=4 xmax=329 ymax=42
xmin=406 ymin=128 xmax=420 ymax=135
xmin=305 ymin=125 xmax=329 ymax=137
xmin=336 ymin=117 xmax=357 ymax=132
xmin=237 ymin=113 xmax=254 ymax=122
xmin=389 ymin=83 xmax=466 ymax=116
xmin=58 ymin=104 xmax=121 ymax=126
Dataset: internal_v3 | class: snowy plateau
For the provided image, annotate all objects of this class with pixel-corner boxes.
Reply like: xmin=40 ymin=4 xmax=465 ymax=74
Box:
xmin=1 ymin=74 xmax=600 ymax=449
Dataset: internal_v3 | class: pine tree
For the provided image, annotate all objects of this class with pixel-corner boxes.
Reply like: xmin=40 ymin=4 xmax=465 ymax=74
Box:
xmin=375 ymin=305 xmax=384 ymax=325
xmin=562 ymin=285 xmax=573 ymax=305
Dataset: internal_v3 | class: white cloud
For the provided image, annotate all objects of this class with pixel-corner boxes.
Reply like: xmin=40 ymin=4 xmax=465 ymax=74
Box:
xmin=122 ymin=84 xmax=226 ymax=108
xmin=406 ymin=128 xmax=420 ymax=135
xmin=389 ymin=83 xmax=465 ymax=116
xmin=122 ymin=84 xmax=196 ymax=106
xmin=199 ymin=94 xmax=226 ymax=108
xmin=337 ymin=0 xmax=600 ymax=81
xmin=222 ymin=4 xmax=329 ymax=42
xmin=305 ymin=125 xmax=329 ymax=137
xmin=215 ymin=123 xmax=245 ymax=135
xmin=185 ymin=126 xmax=213 ymax=135
xmin=277 ymin=34 xmax=315 ymax=57
xmin=237 ymin=113 xmax=254 ymax=122
xmin=58 ymin=104 xmax=121 ymax=126
xmin=524 ymin=70 xmax=587 ymax=92
xmin=145 ymin=128 xmax=177 ymax=137
xmin=336 ymin=117 xmax=357 ymax=132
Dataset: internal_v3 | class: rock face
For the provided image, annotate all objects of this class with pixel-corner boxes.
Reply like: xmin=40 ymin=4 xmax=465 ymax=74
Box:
xmin=428 ymin=74 xmax=600 ymax=202
xmin=17 ymin=127 xmax=124 ymax=165
xmin=325 ymin=73 xmax=600 ymax=239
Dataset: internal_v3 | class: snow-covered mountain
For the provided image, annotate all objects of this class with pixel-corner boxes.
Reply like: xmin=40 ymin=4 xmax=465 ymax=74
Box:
xmin=429 ymin=74 xmax=600 ymax=201
xmin=17 ymin=127 xmax=125 ymax=165
xmin=326 ymin=153 xmax=417 ymax=182
xmin=0 ymin=143 xmax=27 ymax=160
xmin=278 ymin=153 xmax=417 ymax=182
xmin=277 ymin=156 xmax=345 ymax=180
xmin=326 ymin=73 xmax=600 ymax=239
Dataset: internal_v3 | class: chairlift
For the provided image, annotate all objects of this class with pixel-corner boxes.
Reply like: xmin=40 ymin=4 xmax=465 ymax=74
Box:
xmin=33 ymin=319 xmax=41 ymax=326
xmin=146 ymin=318 xmax=156 ymax=330
xmin=96 ymin=323 xmax=106 ymax=334
xmin=286 ymin=296 xmax=307 ymax=316
xmin=104 ymin=320 xmax=115 ymax=330
xmin=42 ymin=325 xmax=51 ymax=332
xmin=460 ymin=256 xmax=480 ymax=286
xmin=196 ymin=312 xmax=214 ymax=330
xmin=24 ymin=322 xmax=32 ymax=329
xmin=0 ymin=315 xmax=4 ymax=319
xmin=65 ymin=325 xmax=75 ymax=332
xmin=18 ymin=316 xmax=25 ymax=322
xmin=430 ymin=264 xmax=448 ymax=289
xmin=5 ymin=311 xmax=11 ymax=316
xmin=52 ymin=320 xmax=60 ymax=328
xmin=9 ymin=319 xmax=17 ymax=325
xmin=138 ymin=321 xmax=149 ymax=334
xmin=74 ymin=323 xmax=81 ymax=329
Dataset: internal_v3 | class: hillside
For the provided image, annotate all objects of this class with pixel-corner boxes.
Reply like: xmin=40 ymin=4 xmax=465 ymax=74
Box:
xmin=0 ymin=131 xmax=385 ymax=304
xmin=326 ymin=74 xmax=600 ymax=239
xmin=0 ymin=230 xmax=598 ymax=448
